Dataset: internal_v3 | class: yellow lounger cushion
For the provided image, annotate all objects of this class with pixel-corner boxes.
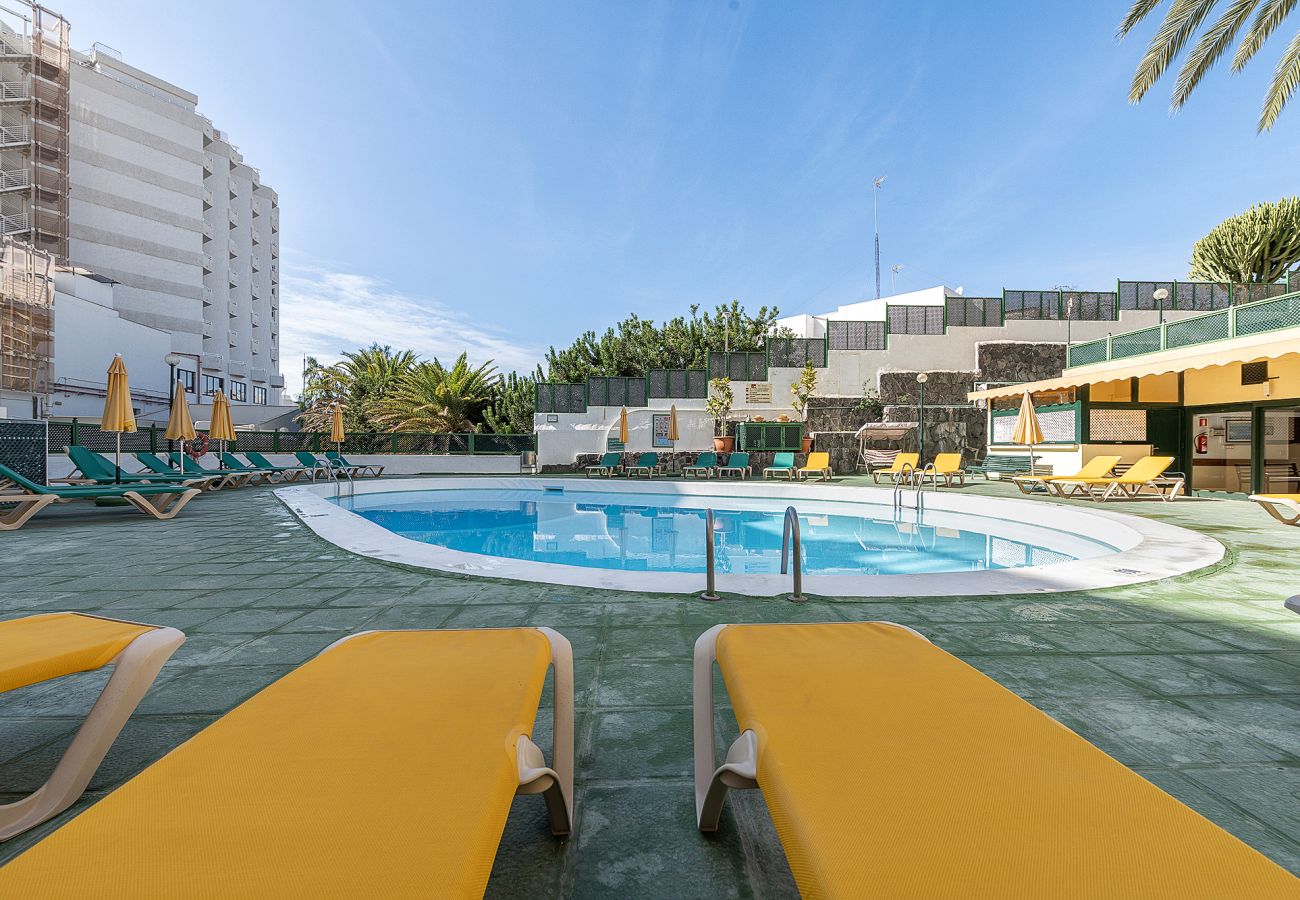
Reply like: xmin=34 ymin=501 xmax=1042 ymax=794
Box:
xmin=0 ymin=629 xmax=553 ymax=898
xmin=715 ymin=622 xmax=1296 ymax=899
xmin=0 ymin=613 xmax=154 ymax=694
xmin=1255 ymin=493 xmax=1300 ymax=502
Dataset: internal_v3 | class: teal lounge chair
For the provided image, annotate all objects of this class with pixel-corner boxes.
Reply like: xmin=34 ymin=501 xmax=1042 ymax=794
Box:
xmin=167 ymin=453 xmax=261 ymax=488
xmin=682 ymin=452 xmax=717 ymax=479
xmin=764 ymin=452 xmax=797 ymax=480
xmin=219 ymin=453 xmax=285 ymax=483
xmin=625 ymin=453 xmax=660 ymax=478
xmin=717 ymin=452 xmax=751 ymax=479
xmin=295 ymin=452 xmax=345 ymax=480
xmin=585 ymin=452 xmax=622 ymax=478
xmin=65 ymin=446 xmax=215 ymax=491
xmin=133 ymin=453 xmax=240 ymax=491
xmin=241 ymin=452 xmax=309 ymax=482
xmin=326 ymin=451 xmax=383 ymax=477
xmin=0 ymin=462 xmax=201 ymax=531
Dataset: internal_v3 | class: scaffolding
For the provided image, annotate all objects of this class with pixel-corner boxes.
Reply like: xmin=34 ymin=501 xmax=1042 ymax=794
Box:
xmin=0 ymin=232 xmax=55 ymax=402
xmin=0 ymin=2 xmax=69 ymax=260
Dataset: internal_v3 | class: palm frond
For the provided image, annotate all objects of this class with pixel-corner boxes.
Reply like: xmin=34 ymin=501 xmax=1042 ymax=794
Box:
xmin=1129 ymin=0 xmax=1220 ymax=103
xmin=1117 ymin=0 xmax=1167 ymax=40
xmin=1172 ymin=0 xmax=1258 ymax=109
xmin=1233 ymin=0 xmax=1298 ymax=69
xmin=1259 ymin=28 xmax=1300 ymax=128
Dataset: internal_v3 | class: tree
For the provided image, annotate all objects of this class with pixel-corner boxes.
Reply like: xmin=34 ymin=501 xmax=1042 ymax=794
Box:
xmin=372 ymin=354 xmax=500 ymax=433
xmin=297 ymin=355 xmax=350 ymax=432
xmin=704 ymin=378 xmax=733 ymax=437
xmin=332 ymin=345 xmax=418 ymax=429
xmin=484 ymin=371 xmax=537 ymax=434
xmin=790 ymin=361 xmax=818 ymax=421
xmin=1189 ymin=197 xmax=1300 ymax=282
xmin=1119 ymin=0 xmax=1300 ymax=132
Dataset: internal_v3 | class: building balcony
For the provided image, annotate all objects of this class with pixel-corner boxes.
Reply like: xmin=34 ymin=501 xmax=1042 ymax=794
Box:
xmin=250 ymin=283 xmax=260 ymax=300
xmin=227 ymin=332 xmax=238 ymax=348
xmin=227 ymin=209 xmax=237 ymax=227
xmin=251 ymin=228 xmax=261 ymax=244
xmin=202 ymin=320 xmax=213 ymax=337
xmin=228 ymin=359 xmax=248 ymax=377
xmin=202 ymin=155 xmax=213 ymax=174
xmin=202 ymin=188 xmax=212 ymax=208
xmin=0 ymin=124 xmax=30 ymax=146
xmin=201 ymin=352 xmax=224 ymax=371
xmin=202 ymin=254 xmax=213 ymax=272
xmin=270 ymin=373 xmax=285 ymax=388
xmin=250 ymin=311 xmax=260 ymax=327
xmin=228 ymin=299 xmax=239 ymax=317
xmin=0 ymin=169 xmax=30 ymax=192
xmin=251 ymin=368 xmax=268 ymax=383
xmin=227 ymin=239 xmax=237 ymax=257
xmin=0 ymin=81 xmax=28 ymax=101
xmin=251 ymin=339 xmax=261 ymax=355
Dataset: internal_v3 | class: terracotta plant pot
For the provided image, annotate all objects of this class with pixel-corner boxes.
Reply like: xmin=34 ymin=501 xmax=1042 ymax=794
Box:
xmin=801 ymin=436 xmax=813 ymax=453
xmin=714 ymin=435 xmax=735 ymax=453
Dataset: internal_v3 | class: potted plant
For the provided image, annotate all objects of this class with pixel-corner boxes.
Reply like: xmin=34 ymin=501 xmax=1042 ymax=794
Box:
xmin=791 ymin=360 xmax=817 ymax=453
xmin=706 ymin=377 xmax=734 ymax=453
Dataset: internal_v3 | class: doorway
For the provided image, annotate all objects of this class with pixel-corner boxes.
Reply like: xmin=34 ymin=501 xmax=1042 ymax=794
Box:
xmin=1189 ymin=410 xmax=1253 ymax=495
xmin=1260 ymin=406 xmax=1300 ymax=495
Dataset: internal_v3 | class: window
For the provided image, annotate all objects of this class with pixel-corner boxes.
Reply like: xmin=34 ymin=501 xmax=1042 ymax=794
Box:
xmin=177 ymin=369 xmax=196 ymax=394
xmin=229 ymin=381 xmax=247 ymax=402
xmin=253 ymin=385 xmax=267 ymax=405
xmin=202 ymin=374 xmax=223 ymax=396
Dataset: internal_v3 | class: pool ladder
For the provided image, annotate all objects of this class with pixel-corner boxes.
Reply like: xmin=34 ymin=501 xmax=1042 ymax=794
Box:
xmin=700 ymin=505 xmax=806 ymax=603
xmin=327 ymin=458 xmax=355 ymax=502
xmin=892 ymin=462 xmax=936 ymax=517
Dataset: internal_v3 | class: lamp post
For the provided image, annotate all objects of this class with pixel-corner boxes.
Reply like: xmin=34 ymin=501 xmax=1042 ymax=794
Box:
xmin=916 ymin=372 xmax=929 ymax=462
xmin=890 ymin=263 xmax=904 ymax=293
xmin=164 ymin=352 xmax=182 ymax=453
xmin=1153 ymin=287 xmax=1169 ymax=325
xmin=872 ymin=176 xmax=886 ymax=299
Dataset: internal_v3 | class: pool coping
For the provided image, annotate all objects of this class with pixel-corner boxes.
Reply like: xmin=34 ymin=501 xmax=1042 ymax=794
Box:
xmin=275 ymin=477 xmax=1226 ymax=598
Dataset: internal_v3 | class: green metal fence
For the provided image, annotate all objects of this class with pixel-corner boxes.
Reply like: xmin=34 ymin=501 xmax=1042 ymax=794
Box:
xmin=47 ymin=421 xmax=535 ymax=456
xmin=707 ymin=351 xmax=767 ymax=382
xmin=586 ymin=376 xmax=648 ymax=407
xmin=535 ymin=382 xmax=586 ymax=413
xmin=766 ymin=336 xmax=827 ymax=367
xmin=1066 ymin=288 xmax=1300 ymax=368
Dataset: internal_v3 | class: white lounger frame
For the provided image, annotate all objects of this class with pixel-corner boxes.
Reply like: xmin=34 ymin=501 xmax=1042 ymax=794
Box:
xmin=693 ymin=621 xmax=927 ymax=832
xmin=1250 ymin=494 xmax=1300 ymax=526
xmin=323 ymin=626 xmax=575 ymax=836
xmin=0 ymin=618 xmax=185 ymax=841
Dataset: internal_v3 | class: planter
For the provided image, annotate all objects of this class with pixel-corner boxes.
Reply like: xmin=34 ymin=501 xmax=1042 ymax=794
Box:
xmin=801 ymin=436 xmax=813 ymax=453
xmin=714 ymin=435 xmax=735 ymax=453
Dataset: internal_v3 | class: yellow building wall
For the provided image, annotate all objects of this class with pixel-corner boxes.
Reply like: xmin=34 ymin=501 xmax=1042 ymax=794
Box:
xmin=1138 ymin=372 xmax=1179 ymax=403
xmin=1183 ymin=355 xmax=1300 ymax=406
xmin=1090 ymin=379 xmax=1132 ymax=403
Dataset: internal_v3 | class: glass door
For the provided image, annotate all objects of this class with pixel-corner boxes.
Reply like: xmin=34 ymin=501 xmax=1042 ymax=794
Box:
xmin=1189 ymin=410 xmax=1253 ymax=495
xmin=1260 ymin=406 xmax=1300 ymax=495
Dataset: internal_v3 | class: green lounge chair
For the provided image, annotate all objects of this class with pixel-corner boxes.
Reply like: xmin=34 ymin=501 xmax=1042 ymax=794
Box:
xmin=717 ymin=452 xmax=751 ymax=479
xmin=219 ymin=453 xmax=285 ymax=483
xmin=134 ymin=453 xmax=243 ymax=491
xmin=585 ymin=452 xmax=622 ymax=478
xmin=65 ymin=446 xmax=215 ymax=491
xmin=294 ymin=452 xmax=337 ymax=479
xmin=326 ymin=451 xmax=383 ymax=477
xmin=0 ymin=462 xmax=201 ymax=531
xmin=241 ymin=452 xmax=309 ymax=482
xmin=625 ymin=452 xmax=660 ymax=478
xmin=763 ymin=452 xmax=797 ymax=480
xmin=682 ymin=452 xmax=717 ymax=479
xmin=167 ymin=452 xmax=261 ymax=488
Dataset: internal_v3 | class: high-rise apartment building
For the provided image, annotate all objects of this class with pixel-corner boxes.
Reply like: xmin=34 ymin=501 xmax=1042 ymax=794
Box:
xmin=0 ymin=1 xmax=282 ymax=419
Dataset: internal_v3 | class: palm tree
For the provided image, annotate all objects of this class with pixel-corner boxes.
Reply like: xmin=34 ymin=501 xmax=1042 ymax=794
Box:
xmin=1120 ymin=0 xmax=1300 ymax=131
xmin=296 ymin=345 xmax=418 ymax=432
xmin=373 ymin=354 xmax=501 ymax=433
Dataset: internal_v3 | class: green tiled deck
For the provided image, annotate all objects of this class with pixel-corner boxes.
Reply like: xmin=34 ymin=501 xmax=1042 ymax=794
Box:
xmin=2 ymin=477 xmax=1298 ymax=895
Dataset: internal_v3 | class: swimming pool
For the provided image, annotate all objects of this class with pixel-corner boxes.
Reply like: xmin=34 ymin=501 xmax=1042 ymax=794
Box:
xmin=335 ymin=487 xmax=1114 ymax=576
xmin=279 ymin=477 xmax=1224 ymax=597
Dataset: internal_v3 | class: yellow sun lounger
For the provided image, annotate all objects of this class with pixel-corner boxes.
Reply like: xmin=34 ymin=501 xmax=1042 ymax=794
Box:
xmin=926 ymin=452 xmax=966 ymax=486
xmin=1048 ymin=454 xmax=1182 ymax=501
xmin=1012 ymin=454 xmax=1121 ymax=494
xmin=796 ymin=452 xmax=833 ymax=482
xmin=1249 ymin=493 xmax=1300 ymax=526
xmin=869 ymin=452 xmax=918 ymax=484
xmin=0 ymin=627 xmax=574 ymax=897
xmin=0 ymin=613 xmax=184 ymax=841
xmin=693 ymin=622 xmax=1298 ymax=898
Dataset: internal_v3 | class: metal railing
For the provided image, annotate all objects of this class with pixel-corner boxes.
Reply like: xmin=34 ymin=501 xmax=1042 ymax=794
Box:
xmin=0 ymin=170 xmax=30 ymax=191
xmin=779 ymin=506 xmax=806 ymax=603
xmin=0 ymin=81 xmax=27 ymax=100
xmin=0 ymin=211 xmax=28 ymax=234
xmin=701 ymin=508 xmax=720 ymax=601
xmin=0 ymin=124 xmax=29 ymax=145
xmin=1066 ymin=289 xmax=1300 ymax=368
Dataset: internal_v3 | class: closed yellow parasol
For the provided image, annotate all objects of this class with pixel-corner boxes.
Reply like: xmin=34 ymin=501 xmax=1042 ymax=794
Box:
xmin=1011 ymin=392 xmax=1044 ymax=475
xmin=101 ymin=355 xmax=136 ymax=483
xmin=164 ymin=380 xmax=196 ymax=445
xmin=330 ymin=404 xmax=345 ymax=447
xmin=209 ymin=390 xmax=236 ymax=457
xmin=618 ymin=406 xmax=629 ymax=444
xmin=668 ymin=404 xmax=679 ymax=442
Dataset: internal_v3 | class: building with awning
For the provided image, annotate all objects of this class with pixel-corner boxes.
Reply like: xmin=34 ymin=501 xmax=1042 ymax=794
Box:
xmin=968 ymin=291 xmax=1300 ymax=497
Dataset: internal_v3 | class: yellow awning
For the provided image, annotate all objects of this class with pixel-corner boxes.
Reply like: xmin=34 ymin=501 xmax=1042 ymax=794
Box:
xmin=968 ymin=328 xmax=1300 ymax=402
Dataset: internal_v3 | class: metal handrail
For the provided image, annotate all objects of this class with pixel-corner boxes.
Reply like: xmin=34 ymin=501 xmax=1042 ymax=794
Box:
xmin=779 ymin=506 xmax=806 ymax=603
xmin=893 ymin=463 xmax=915 ymax=510
xmin=328 ymin=458 xmax=355 ymax=502
xmin=701 ymin=508 xmax=720 ymax=601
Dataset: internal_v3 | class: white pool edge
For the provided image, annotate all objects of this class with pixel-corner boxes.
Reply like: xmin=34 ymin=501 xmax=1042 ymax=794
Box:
xmin=276 ymin=477 xmax=1226 ymax=598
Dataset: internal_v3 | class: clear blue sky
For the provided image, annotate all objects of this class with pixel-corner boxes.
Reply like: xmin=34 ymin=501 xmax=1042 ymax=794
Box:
xmin=55 ymin=1 xmax=1300 ymax=390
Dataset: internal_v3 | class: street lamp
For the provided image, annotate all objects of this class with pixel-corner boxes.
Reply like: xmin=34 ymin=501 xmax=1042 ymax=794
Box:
xmin=1153 ymin=287 xmax=1169 ymax=325
xmin=890 ymin=263 xmax=904 ymax=293
xmin=873 ymin=176 xmax=886 ymax=299
xmin=164 ymin=353 xmax=182 ymax=452
xmin=916 ymin=372 xmax=929 ymax=462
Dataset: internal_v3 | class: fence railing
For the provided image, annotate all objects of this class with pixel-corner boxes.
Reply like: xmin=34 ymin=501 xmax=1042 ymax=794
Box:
xmin=1066 ymin=289 xmax=1300 ymax=368
xmin=766 ymin=336 xmax=827 ymax=367
xmin=45 ymin=421 xmax=535 ymax=456
xmin=945 ymin=297 xmax=1002 ymax=327
xmin=886 ymin=304 xmax=945 ymax=335
xmin=827 ymin=319 xmax=888 ymax=349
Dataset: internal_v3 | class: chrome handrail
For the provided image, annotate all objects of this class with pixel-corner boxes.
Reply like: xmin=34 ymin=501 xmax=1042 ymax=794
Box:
xmin=893 ymin=463 xmax=916 ymax=511
xmin=780 ymin=506 xmax=806 ymax=603
xmin=701 ymin=508 xmax=720 ymax=601
xmin=914 ymin=462 xmax=938 ymax=515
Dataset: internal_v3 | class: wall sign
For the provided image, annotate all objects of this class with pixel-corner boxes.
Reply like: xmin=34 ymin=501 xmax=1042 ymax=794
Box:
xmin=745 ymin=382 xmax=772 ymax=404
xmin=652 ymin=413 xmax=673 ymax=448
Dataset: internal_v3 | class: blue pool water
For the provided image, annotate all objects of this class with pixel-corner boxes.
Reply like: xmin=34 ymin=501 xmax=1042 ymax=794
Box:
xmin=337 ymin=488 xmax=1117 ymax=576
